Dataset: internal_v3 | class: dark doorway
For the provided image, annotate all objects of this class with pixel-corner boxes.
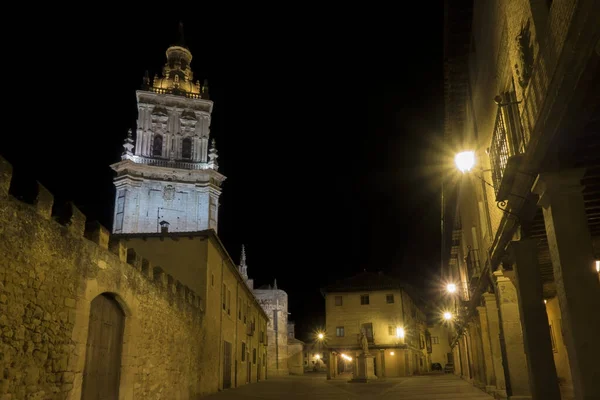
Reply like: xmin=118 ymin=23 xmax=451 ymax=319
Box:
xmin=223 ymin=341 xmax=232 ymax=389
xmin=81 ymin=293 xmax=125 ymax=400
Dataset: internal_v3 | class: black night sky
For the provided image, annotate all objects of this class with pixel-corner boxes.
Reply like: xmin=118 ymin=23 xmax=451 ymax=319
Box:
xmin=4 ymin=6 xmax=445 ymax=339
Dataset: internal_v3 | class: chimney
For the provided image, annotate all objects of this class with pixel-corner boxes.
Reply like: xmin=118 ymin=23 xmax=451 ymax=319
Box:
xmin=159 ymin=220 xmax=170 ymax=234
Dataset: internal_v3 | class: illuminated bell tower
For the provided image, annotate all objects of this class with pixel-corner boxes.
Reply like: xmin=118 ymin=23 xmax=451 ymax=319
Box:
xmin=110 ymin=24 xmax=225 ymax=234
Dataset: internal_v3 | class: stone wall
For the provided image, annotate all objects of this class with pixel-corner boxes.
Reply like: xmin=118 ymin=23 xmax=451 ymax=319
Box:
xmin=253 ymin=289 xmax=289 ymax=376
xmin=286 ymin=339 xmax=304 ymax=375
xmin=0 ymin=156 xmax=207 ymax=399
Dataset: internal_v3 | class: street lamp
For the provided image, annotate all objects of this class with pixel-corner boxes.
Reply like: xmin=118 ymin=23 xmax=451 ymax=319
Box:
xmin=443 ymin=311 xmax=453 ymax=321
xmin=396 ymin=327 xmax=405 ymax=339
xmin=446 ymin=283 xmax=457 ymax=294
xmin=455 ymin=151 xmax=475 ymax=173
xmin=318 ymin=332 xmax=324 ymax=340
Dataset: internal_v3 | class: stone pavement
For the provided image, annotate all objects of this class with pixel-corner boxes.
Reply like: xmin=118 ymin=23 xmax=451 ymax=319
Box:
xmin=202 ymin=373 xmax=494 ymax=399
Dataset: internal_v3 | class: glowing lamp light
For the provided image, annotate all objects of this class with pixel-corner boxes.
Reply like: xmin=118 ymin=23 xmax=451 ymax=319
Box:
xmin=315 ymin=354 xmax=320 ymax=360
xmin=390 ymin=351 xmax=395 ymax=356
xmin=596 ymin=260 xmax=599 ymax=273
xmin=443 ymin=312 xmax=453 ymax=321
xmin=341 ymin=353 xmax=352 ymax=361
xmin=396 ymin=327 xmax=405 ymax=339
xmin=455 ymin=151 xmax=475 ymax=173
xmin=446 ymin=283 xmax=457 ymax=294
xmin=317 ymin=333 xmax=324 ymax=340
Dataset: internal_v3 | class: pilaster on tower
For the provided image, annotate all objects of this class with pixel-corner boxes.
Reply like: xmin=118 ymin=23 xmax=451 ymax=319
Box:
xmin=110 ymin=24 xmax=226 ymax=235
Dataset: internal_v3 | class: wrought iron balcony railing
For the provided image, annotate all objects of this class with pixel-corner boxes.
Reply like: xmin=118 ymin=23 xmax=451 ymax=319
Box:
xmin=489 ymin=96 xmax=529 ymax=202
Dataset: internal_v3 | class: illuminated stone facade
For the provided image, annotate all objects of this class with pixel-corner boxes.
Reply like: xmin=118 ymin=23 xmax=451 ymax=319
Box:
xmin=110 ymin=36 xmax=225 ymax=234
xmin=239 ymin=246 xmax=291 ymax=376
xmin=323 ymin=271 xmax=431 ymax=379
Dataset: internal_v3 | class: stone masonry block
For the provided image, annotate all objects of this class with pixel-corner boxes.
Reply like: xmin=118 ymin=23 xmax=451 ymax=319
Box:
xmin=84 ymin=221 xmax=110 ymax=249
xmin=34 ymin=183 xmax=53 ymax=220
xmin=126 ymin=249 xmax=142 ymax=271
xmin=108 ymin=237 xmax=127 ymax=262
xmin=141 ymin=259 xmax=153 ymax=279
xmin=153 ymin=267 xmax=167 ymax=288
xmin=0 ymin=156 xmax=12 ymax=197
xmin=167 ymin=275 xmax=176 ymax=294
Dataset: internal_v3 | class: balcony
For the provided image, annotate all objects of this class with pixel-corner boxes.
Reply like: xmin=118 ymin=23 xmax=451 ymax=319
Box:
xmin=142 ymin=85 xmax=206 ymax=100
xmin=489 ymin=100 xmax=528 ymax=202
xmin=465 ymin=247 xmax=481 ymax=282
xmin=123 ymin=154 xmax=212 ymax=171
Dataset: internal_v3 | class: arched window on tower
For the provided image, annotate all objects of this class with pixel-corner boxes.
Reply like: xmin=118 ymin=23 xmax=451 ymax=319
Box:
xmin=153 ymin=135 xmax=163 ymax=157
xmin=182 ymin=137 xmax=192 ymax=159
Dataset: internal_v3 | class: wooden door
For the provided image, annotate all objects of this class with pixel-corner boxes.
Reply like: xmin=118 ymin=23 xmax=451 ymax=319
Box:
xmin=223 ymin=341 xmax=232 ymax=389
xmin=82 ymin=294 xmax=125 ymax=400
xmin=247 ymin=353 xmax=251 ymax=383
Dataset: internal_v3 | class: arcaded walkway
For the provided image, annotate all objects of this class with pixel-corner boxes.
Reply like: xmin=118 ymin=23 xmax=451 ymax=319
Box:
xmin=202 ymin=373 xmax=494 ymax=399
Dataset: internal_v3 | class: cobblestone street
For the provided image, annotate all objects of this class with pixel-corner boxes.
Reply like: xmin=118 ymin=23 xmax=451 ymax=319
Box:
xmin=202 ymin=373 xmax=494 ymax=399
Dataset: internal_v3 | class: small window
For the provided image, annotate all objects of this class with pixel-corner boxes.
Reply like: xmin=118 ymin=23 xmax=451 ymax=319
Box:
xmin=211 ymin=273 xmax=214 ymax=287
xmin=386 ymin=294 xmax=394 ymax=304
xmin=227 ymin=289 xmax=231 ymax=315
xmin=241 ymin=343 xmax=246 ymax=361
xmin=388 ymin=325 xmax=395 ymax=336
xmin=360 ymin=295 xmax=369 ymax=305
xmin=238 ymin=298 xmax=242 ymax=320
xmin=336 ymin=326 xmax=344 ymax=337
xmin=222 ymin=284 xmax=226 ymax=310
xmin=335 ymin=296 xmax=342 ymax=306
xmin=432 ymin=336 xmax=440 ymax=344
xmin=182 ymin=137 xmax=192 ymax=159
xmin=152 ymin=134 xmax=163 ymax=157
xmin=253 ymin=348 xmax=257 ymax=364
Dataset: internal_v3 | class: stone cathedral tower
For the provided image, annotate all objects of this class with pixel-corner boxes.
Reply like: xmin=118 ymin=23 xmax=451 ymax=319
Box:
xmin=110 ymin=25 xmax=225 ymax=234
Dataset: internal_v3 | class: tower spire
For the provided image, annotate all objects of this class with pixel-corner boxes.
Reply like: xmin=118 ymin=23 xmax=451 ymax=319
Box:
xmin=121 ymin=129 xmax=134 ymax=159
xmin=239 ymin=245 xmax=248 ymax=279
xmin=176 ymin=21 xmax=186 ymax=47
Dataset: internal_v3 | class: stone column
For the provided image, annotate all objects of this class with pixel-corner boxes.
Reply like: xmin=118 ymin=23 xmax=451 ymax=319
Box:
xmin=507 ymin=239 xmax=561 ymax=400
xmin=477 ymin=305 xmax=497 ymax=395
xmin=482 ymin=293 xmax=507 ymax=397
xmin=326 ymin=350 xmax=333 ymax=380
xmin=532 ymin=169 xmax=600 ymax=400
xmin=494 ymin=270 xmax=530 ymax=399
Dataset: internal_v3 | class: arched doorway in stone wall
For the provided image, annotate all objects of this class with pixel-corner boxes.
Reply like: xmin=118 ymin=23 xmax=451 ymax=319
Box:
xmin=81 ymin=293 xmax=125 ymax=400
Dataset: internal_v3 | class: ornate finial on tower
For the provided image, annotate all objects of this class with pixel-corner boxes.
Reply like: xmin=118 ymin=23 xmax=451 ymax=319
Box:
xmin=239 ymin=245 xmax=248 ymax=280
xmin=201 ymin=79 xmax=210 ymax=99
xmin=273 ymin=279 xmax=278 ymax=290
xmin=121 ymin=129 xmax=134 ymax=159
xmin=208 ymin=139 xmax=219 ymax=170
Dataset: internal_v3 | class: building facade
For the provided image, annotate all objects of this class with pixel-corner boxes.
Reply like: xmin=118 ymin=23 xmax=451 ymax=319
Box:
xmin=238 ymin=246 xmax=292 ymax=377
xmin=110 ymin=30 xmax=225 ymax=234
xmin=442 ymin=1 xmax=600 ymax=399
xmin=322 ymin=271 xmax=431 ymax=379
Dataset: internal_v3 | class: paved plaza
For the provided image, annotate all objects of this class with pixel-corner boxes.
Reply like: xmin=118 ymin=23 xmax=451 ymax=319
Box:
xmin=202 ymin=373 xmax=494 ymax=399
